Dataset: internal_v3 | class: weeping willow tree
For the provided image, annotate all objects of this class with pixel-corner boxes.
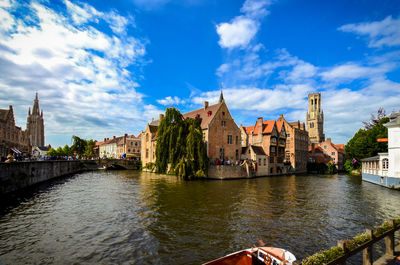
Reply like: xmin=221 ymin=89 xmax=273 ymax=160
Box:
xmin=155 ymin=108 xmax=208 ymax=179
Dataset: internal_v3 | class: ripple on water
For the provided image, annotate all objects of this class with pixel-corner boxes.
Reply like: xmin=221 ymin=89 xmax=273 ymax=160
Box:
xmin=1 ymin=172 xmax=400 ymax=265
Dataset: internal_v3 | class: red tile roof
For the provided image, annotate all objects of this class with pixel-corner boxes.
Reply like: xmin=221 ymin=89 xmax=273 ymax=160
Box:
xmin=377 ymin=138 xmax=388 ymax=142
xmin=276 ymin=120 xmax=284 ymax=132
xmin=183 ymin=102 xmax=223 ymax=130
xmin=245 ymin=126 xmax=254 ymax=135
xmin=262 ymin=120 xmax=275 ymax=134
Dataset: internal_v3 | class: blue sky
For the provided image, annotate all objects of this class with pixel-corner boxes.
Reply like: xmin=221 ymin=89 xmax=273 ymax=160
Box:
xmin=0 ymin=0 xmax=400 ymax=147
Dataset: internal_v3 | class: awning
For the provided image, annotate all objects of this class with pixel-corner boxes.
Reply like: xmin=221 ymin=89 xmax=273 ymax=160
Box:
xmin=126 ymin=153 xmax=140 ymax=157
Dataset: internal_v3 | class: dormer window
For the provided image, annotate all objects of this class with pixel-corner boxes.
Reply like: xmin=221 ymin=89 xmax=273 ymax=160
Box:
xmin=195 ymin=114 xmax=200 ymax=119
xmin=207 ymin=111 xmax=212 ymax=117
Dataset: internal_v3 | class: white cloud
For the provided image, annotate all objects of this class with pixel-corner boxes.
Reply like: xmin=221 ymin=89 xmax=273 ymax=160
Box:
xmin=157 ymin=96 xmax=185 ymax=106
xmin=216 ymin=0 xmax=272 ymax=49
xmin=0 ymin=0 xmax=159 ymax=146
xmin=339 ymin=15 xmax=400 ymax=48
xmin=320 ymin=62 xmax=393 ymax=82
xmin=216 ymin=17 xmax=259 ymax=49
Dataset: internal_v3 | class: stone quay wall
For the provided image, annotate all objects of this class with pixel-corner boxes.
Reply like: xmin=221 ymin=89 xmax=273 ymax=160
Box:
xmin=0 ymin=160 xmax=84 ymax=195
xmin=208 ymin=165 xmax=250 ymax=179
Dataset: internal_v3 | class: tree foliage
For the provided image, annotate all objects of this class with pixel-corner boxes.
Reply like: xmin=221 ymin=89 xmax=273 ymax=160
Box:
xmin=344 ymin=109 xmax=389 ymax=172
xmin=155 ymin=108 xmax=208 ymax=179
xmin=46 ymin=136 xmax=97 ymax=158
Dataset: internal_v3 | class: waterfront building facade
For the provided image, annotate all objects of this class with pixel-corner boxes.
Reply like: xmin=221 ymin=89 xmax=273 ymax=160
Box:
xmin=318 ymin=138 xmax=345 ymax=170
xmin=183 ymin=93 xmax=241 ymax=163
xmin=116 ymin=134 xmax=141 ymax=160
xmin=141 ymin=92 xmax=241 ymax=167
xmin=241 ymin=117 xmax=287 ymax=175
xmin=141 ymin=116 xmax=162 ymax=166
xmin=306 ymin=92 xmax=325 ymax=144
xmin=99 ymin=136 xmax=120 ymax=158
xmin=361 ymin=111 xmax=400 ymax=188
xmin=277 ymin=115 xmax=309 ymax=173
xmin=240 ymin=145 xmax=269 ymax=176
xmin=26 ymin=93 xmax=45 ymax=148
xmin=0 ymin=105 xmax=30 ymax=156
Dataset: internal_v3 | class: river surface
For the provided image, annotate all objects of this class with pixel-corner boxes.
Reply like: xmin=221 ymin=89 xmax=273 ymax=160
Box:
xmin=0 ymin=171 xmax=399 ymax=265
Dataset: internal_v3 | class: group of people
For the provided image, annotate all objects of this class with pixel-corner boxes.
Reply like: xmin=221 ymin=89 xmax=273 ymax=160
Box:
xmin=212 ymin=158 xmax=240 ymax=166
xmin=0 ymin=154 xmax=27 ymax=162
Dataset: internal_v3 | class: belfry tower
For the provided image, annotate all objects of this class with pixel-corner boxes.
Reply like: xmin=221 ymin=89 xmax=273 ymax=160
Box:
xmin=306 ymin=92 xmax=325 ymax=143
xmin=27 ymin=92 xmax=45 ymax=147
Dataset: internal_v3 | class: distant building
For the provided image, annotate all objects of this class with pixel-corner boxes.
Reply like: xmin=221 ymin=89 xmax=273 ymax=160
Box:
xmin=141 ymin=115 xmax=162 ymax=166
xmin=306 ymin=92 xmax=325 ymax=143
xmin=0 ymin=105 xmax=30 ymax=156
xmin=241 ymin=145 xmax=269 ymax=176
xmin=277 ymin=115 xmax=309 ymax=173
xmin=308 ymin=144 xmax=331 ymax=164
xmin=26 ymin=93 xmax=45 ymax=148
xmin=99 ymin=136 xmax=120 ymax=158
xmin=318 ymin=138 xmax=345 ymax=170
xmin=361 ymin=111 xmax=400 ymax=188
xmin=241 ymin=117 xmax=287 ymax=175
xmin=116 ymin=134 xmax=141 ymax=160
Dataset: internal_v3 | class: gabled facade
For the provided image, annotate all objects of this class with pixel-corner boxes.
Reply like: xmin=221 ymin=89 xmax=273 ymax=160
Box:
xmin=99 ymin=136 xmax=121 ymax=158
xmin=0 ymin=105 xmax=30 ymax=156
xmin=141 ymin=116 xmax=162 ymax=166
xmin=277 ymin=115 xmax=309 ymax=173
xmin=241 ymin=145 xmax=269 ymax=176
xmin=116 ymin=134 xmax=142 ymax=159
xmin=241 ymin=117 xmax=287 ymax=175
xmin=318 ymin=138 xmax=345 ymax=170
xmin=183 ymin=94 xmax=241 ymax=163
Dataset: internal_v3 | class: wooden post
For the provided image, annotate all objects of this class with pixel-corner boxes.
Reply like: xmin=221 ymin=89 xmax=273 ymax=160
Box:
xmin=337 ymin=240 xmax=347 ymax=265
xmin=385 ymin=220 xmax=395 ymax=256
xmin=363 ymin=229 xmax=374 ymax=265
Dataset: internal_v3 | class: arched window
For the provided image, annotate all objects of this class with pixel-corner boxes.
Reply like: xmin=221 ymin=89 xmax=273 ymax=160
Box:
xmin=315 ymin=99 xmax=318 ymax=106
xmin=383 ymin=158 xmax=389 ymax=169
xmin=311 ymin=99 xmax=313 ymax=105
xmin=310 ymin=122 xmax=314 ymax=128
xmin=146 ymin=133 xmax=149 ymax=142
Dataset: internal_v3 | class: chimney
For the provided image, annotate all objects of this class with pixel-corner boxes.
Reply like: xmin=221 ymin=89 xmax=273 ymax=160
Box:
xmin=257 ymin=117 xmax=263 ymax=138
xmin=159 ymin=114 xmax=164 ymax=120
xmin=125 ymin=133 xmax=127 ymax=137
xmin=204 ymin=101 xmax=209 ymax=110
xmin=327 ymin=138 xmax=331 ymax=143
xmin=104 ymin=138 xmax=106 ymax=141
xmin=113 ymin=136 xmax=116 ymax=139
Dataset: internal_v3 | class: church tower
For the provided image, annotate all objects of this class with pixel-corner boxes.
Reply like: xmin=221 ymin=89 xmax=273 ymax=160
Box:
xmin=27 ymin=92 xmax=45 ymax=147
xmin=306 ymin=92 xmax=325 ymax=143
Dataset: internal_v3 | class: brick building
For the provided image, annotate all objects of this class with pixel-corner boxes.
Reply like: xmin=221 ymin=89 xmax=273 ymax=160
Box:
xmin=117 ymin=134 xmax=141 ymax=160
xmin=318 ymin=138 xmax=345 ymax=170
xmin=241 ymin=145 xmax=269 ymax=176
xmin=277 ymin=115 xmax=309 ymax=173
xmin=141 ymin=116 xmax=162 ymax=166
xmin=141 ymin=92 xmax=242 ymax=167
xmin=241 ymin=117 xmax=287 ymax=175
xmin=0 ymin=105 xmax=30 ymax=157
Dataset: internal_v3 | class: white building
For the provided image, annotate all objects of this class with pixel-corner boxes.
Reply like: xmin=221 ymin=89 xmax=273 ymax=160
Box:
xmin=99 ymin=136 xmax=120 ymax=158
xmin=361 ymin=112 xmax=400 ymax=188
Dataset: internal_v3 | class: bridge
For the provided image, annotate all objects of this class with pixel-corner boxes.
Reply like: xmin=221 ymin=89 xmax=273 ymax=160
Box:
xmin=81 ymin=159 xmax=140 ymax=170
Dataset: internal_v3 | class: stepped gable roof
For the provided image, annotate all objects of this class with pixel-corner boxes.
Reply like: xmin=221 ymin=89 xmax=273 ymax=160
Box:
xmin=0 ymin=109 xmax=9 ymax=121
xmin=245 ymin=126 xmax=254 ymax=135
xmin=262 ymin=120 xmax=275 ymax=134
xmin=251 ymin=145 xmax=266 ymax=156
xmin=150 ymin=119 xmax=160 ymax=126
xmin=183 ymin=102 xmax=222 ymax=130
xmin=276 ymin=120 xmax=284 ymax=132
xmin=148 ymin=124 xmax=158 ymax=134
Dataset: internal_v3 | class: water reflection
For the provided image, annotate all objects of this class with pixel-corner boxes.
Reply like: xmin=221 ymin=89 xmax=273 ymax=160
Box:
xmin=0 ymin=171 xmax=399 ymax=265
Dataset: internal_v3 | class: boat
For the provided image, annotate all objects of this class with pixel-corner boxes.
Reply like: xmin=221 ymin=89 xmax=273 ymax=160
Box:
xmin=203 ymin=246 xmax=296 ymax=265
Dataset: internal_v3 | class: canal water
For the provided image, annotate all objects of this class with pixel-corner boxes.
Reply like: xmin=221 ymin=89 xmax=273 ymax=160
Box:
xmin=0 ymin=171 xmax=399 ymax=265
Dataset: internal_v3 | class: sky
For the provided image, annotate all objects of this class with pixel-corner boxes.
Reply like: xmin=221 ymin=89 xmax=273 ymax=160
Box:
xmin=0 ymin=0 xmax=400 ymax=147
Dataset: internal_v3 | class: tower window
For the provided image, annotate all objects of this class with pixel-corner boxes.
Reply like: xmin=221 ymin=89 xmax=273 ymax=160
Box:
xmin=311 ymin=99 xmax=313 ymax=105
xmin=310 ymin=122 xmax=314 ymax=128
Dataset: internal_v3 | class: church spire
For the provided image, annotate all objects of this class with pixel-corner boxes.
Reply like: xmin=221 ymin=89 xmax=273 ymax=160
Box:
xmin=32 ymin=92 xmax=40 ymax=115
xmin=218 ymin=90 xmax=224 ymax=103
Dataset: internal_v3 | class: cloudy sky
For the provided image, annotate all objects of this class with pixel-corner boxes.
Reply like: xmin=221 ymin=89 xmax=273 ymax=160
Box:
xmin=0 ymin=0 xmax=399 ymax=147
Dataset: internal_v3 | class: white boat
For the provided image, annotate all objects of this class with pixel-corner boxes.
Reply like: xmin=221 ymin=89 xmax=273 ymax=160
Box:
xmin=203 ymin=246 xmax=296 ymax=265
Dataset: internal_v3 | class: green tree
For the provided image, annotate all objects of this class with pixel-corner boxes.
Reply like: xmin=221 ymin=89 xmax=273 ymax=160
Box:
xmin=47 ymin=147 xmax=57 ymax=157
xmin=155 ymin=108 xmax=208 ymax=179
xmin=71 ymin=135 xmax=87 ymax=156
xmin=62 ymin=145 xmax=72 ymax=156
xmin=56 ymin=146 xmax=64 ymax=156
xmin=84 ymin=139 xmax=96 ymax=158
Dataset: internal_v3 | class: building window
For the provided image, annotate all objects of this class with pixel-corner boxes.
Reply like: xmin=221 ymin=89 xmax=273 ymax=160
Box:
xmin=258 ymin=159 xmax=261 ymax=166
xmin=270 ymin=156 xmax=274 ymax=163
xmin=324 ymin=145 xmax=327 ymax=149
xmin=222 ymin=112 xmax=225 ymax=116
xmin=331 ymin=152 xmax=335 ymax=155
xmin=235 ymin=149 xmax=239 ymax=160
xmin=248 ymin=149 xmax=250 ymax=154
xmin=131 ymin=142 xmax=133 ymax=146
xmin=383 ymin=158 xmax=389 ymax=169
xmin=128 ymin=149 xmax=131 ymax=152
xmin=220 ymin=148 xmax=224 ymax=160
xmin=285 ymin=152 xmax=290 ymax=161
xmin=287 ymin=133 xmax=290 ymax=138
xmin=235 ymin=136 xmax=238 ymax=145
xmin=146 ymin=133 xmax=149 ymax=142
xmin=264 ymin=158 xmax=266 ymax=166
xmin=270 ymin=146 xmax=276 ymax=153
xmin=311 ymin=99 xmax=313 ymax=105
xmin=310 ymin=122 xmax=314 ymax=128
xmin=146 ymin=148 xmax=149 ymax=158
xmin=207 ymin=111 xmax=212 ymax=116
xmin=221 ymin=120 xmax=226 ymax=127
xmin=271 ymin=137 xmax=277 ymax=143
xmin=227 ymin=135 xmax=232 ymax=144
